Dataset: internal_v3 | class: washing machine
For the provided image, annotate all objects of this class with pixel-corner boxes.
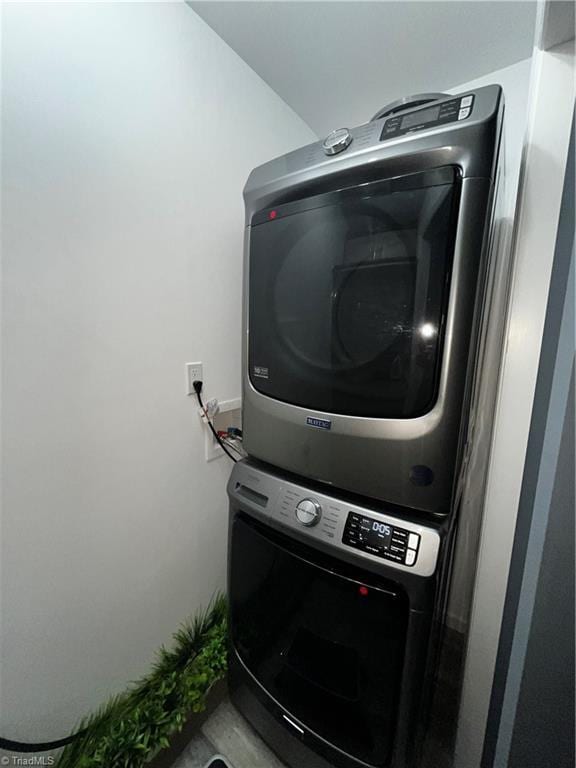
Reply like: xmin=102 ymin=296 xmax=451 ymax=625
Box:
xmin=227 ymin=460 xmax=445 ymax=768
xmin=242 ymin=86 xmax=504 ymax=515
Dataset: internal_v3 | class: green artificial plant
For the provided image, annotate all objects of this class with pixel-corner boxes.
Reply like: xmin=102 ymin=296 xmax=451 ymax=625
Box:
xmin=57 ymin=594 xmax=227 ymax=768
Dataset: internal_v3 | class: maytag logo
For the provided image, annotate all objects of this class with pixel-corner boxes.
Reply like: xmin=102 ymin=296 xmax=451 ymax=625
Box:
xmin=306 ymin=416 xmax=332 ymax=430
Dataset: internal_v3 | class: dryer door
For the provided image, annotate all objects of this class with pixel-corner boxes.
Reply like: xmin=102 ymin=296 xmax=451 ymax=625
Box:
xmin=248 ymin=167 xmax=459 ymax=418
xmin=230 ymin=514 xmax=409 ymax=766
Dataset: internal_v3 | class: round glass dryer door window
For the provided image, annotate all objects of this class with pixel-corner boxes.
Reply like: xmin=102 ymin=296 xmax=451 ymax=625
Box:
xmin=248 ymin=168 xmax=459 ymax=418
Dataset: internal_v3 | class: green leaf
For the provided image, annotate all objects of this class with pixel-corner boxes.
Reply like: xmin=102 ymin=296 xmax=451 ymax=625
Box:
xmin=56 ymin=593 xmax=228 ymax=768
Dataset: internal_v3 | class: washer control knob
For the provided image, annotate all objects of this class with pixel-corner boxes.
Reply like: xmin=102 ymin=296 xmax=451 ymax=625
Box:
xmin=322 ymin=128 xmax=352 ymax=156
xmin=295 ymin=498 xmax=322 ymax=527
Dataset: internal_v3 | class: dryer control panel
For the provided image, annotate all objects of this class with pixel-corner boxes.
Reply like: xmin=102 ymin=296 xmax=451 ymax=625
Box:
xmin=380 ymin=94 xmax=475 ymax=141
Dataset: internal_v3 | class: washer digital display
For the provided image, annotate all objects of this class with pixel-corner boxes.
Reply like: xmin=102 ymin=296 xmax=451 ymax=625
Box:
xmin=365 ymin=519 xmax=393 ymax=549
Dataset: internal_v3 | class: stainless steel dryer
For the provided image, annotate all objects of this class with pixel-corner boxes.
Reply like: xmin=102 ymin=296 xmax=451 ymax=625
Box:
xmin=242 ymin=86 xmax=504 ymax=515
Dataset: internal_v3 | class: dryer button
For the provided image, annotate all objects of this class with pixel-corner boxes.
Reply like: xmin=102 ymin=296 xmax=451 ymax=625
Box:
xmin=322 ymin=128 xmax=353 ymax=155
xmin=405 ymin=549 xmax=417 ymax=567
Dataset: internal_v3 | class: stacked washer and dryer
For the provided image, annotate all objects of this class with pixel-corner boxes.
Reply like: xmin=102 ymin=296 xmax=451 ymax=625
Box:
xmin=226 ymin=86 xmax=504 ymax=768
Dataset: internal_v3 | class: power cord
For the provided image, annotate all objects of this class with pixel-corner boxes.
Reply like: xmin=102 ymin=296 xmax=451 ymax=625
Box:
xmin=0 ymin=731 xmax=84 ymax=753
xmin=192 ymin=380 xmax=238 ymax=463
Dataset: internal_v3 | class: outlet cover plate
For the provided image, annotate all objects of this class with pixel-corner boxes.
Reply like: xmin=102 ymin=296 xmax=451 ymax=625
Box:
xmin=186 ymin=362 xmax=203 ymax=395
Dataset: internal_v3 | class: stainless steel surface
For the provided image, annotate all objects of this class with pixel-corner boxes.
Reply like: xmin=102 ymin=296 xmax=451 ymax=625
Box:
xmin=243 ymin=84 xmax=501 ymax=218
xmin=241 ymin=84 xmax=503 ymax=515
xmin=370 ymin=92 xmax=449 ymax=121
xmin=295 ymin=498 xmax=321 ymax=526
xmin=321 ymin=127 xmax=352 ymax=155
xmin=228 ymin=461 xmax=441 ymax=578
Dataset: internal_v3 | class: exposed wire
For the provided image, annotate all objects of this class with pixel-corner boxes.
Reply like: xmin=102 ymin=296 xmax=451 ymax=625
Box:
xmin=192 ymin=381 xmax=238 ymax=463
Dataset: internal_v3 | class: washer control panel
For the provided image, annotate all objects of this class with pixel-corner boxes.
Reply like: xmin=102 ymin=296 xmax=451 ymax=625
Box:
xmin=343 ymin=512 xmax=420 ymax=567
xmin=228 ymin=463 xmax=442 ymax=578
xmin=380 ymin=94 xmax=475 ymax=141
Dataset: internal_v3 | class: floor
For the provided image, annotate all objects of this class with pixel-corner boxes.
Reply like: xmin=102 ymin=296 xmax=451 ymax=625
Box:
xmin=171 ymin=697 xmax=288 ymax=768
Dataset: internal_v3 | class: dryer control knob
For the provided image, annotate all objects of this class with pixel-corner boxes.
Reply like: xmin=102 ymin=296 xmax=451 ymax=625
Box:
xmin=322 ymin=128 xmax=352 ymax=156
xmin=295 ymin=498 xmax=322 ymax=527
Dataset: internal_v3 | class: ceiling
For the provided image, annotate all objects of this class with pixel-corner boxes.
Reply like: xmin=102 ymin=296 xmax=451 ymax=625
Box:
xmin=190 ymin=1 xmax=536 ymax=137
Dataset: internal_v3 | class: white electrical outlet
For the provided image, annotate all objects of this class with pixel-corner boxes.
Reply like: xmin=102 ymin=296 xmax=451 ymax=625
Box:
xmin=185 ymin=362 xmax=203 ymax=395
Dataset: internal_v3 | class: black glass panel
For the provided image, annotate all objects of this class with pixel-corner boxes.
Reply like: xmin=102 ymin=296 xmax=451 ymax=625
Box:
xmin=248 ymin=168 xmax=459 ymax=417
xmin=230 ymin=515 xmax=408 ymax=765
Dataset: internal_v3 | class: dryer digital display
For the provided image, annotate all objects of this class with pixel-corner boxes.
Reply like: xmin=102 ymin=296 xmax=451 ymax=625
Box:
xmin=402 ymin=105 xmax=440 ymax=128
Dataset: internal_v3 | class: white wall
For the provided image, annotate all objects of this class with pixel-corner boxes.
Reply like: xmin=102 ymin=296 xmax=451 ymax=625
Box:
xmin=190 ymin=1 xmax=536 ymax=137
xmin=456 ymin=34 xmax=575 ymax=767
xmin=0 ymin=1 xmax=315 ymax=744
